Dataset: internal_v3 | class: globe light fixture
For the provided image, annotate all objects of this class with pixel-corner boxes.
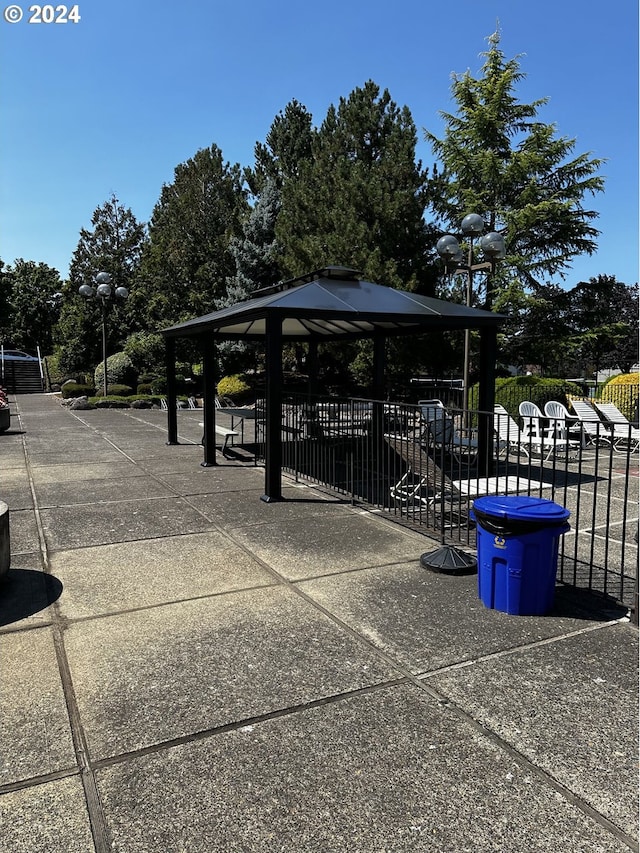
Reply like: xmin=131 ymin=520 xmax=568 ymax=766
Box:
xmin=436 ymin=218 xmax=506 ymax=415
xmin=78 ymin=272 xmax=129 ymax=397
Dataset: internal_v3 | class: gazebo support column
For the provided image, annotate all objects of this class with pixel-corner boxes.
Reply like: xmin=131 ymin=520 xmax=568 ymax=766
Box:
xmin=165 ymin=337 xmax=178 ymax=445
xmin=477 ymin=326 xmax=497 ymax=476
xmin=201 ymin=338 xmax=217 ymax=467
xmin=307 ymin=340 xmax=319 ymax=397
xmin=262 ymin=314 xmax=283 ymax=502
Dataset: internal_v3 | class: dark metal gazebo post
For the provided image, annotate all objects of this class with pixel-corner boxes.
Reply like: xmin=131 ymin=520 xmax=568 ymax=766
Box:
xmin=201 ymin=337 xmax=217 ymax=467
xmin=262 ymin=312 xmax=284 ymax=502
xmin=477 ymin=325 xmax=498 ymax=476
xmin=165 ymin=337 xmax=178 ymax=445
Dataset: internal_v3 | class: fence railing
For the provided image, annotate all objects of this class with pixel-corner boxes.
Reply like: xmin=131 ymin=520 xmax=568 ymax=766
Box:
xmin=253 ymin=393 xmax=638 ymax=615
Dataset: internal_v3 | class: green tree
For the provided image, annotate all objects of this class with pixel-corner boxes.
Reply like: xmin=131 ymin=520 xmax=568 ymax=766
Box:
xmin=252 ymin=99 xmax=314 ymax=194
xmin=0 ymin=259 xmax=62 ymax=354
xmin=567 ymin=276 xmax=638 ymax=376
xmin=134 ymin=144 xmax=249 ymax=332
xmin=425 ymin=30 xmax=605 ymax=307
xmin=278 ymin=81 xmax=431 ymax=292
xmin=55 ymin=194 xmax=147 ymax=374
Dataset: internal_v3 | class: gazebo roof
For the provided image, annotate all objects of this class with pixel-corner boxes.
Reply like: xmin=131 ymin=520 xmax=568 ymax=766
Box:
xmin=161 ymin=266 xmax=505 ymax=342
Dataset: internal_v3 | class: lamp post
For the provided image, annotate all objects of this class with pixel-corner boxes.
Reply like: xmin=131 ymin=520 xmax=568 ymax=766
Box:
xmin=79 ymin=272 xmax=129 ymax=397
xmin=436 ymin=214 xmax=506 ymax=416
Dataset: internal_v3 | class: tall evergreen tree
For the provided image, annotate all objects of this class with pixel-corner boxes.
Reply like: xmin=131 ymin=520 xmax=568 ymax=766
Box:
xmin=425 ymin=30 xmax=605 ymax=304
xmin=134 ymin=145 xmax=249 ymax=331
xmin=252 ymin=99 xmax=314 ymax=193
xmin=278 ymin=81 xmax=431 ymax=293
xmin=56 ymin=195 xmax=147 ymax=373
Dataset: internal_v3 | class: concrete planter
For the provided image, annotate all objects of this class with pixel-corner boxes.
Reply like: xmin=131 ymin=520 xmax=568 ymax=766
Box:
xmin=0 ymin=406 xmax=9 ymax=433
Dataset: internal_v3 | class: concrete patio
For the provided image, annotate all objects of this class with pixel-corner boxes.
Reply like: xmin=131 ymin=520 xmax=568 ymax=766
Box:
xmin=0 ymin=393 xmax=638 ymax=852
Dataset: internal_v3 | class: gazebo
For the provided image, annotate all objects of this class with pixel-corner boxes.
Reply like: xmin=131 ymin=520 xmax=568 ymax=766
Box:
xmin=161 ymin=266 xmax=505 ymax=501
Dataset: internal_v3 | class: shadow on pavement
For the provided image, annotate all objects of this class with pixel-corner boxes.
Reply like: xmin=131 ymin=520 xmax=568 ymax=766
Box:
xmin=0 ymin=569 xmax=63 ymax=626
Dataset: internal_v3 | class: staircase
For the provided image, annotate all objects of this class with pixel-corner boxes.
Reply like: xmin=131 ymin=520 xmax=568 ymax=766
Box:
xmin=1 ymin=360 xmax=44 ymax=393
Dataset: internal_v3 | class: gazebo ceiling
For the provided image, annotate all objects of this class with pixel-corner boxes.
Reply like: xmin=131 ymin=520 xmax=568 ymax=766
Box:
xmin=161 ymin=266 xmax=505 ymax=342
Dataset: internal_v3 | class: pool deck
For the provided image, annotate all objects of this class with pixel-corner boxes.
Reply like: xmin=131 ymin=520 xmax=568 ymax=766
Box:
xmin=1 ymin=393 xmax=638 ymax=852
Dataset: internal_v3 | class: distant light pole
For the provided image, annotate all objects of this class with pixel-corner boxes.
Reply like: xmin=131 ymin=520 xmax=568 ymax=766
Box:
xmin=436 ymin=214 xmax=506 ymax=414
xmin=79 ymin=272 xmax=129 ymax=397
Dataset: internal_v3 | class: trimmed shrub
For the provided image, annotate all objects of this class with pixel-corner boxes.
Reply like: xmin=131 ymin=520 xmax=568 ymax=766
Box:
xmin=94 ymin=352 xmax=137 ymax=390
xmin=94 ymin=383 xmax=134 ymax=397
xmin=470 ymin=376 xmax=584 ymax=420
xmin=137 ymin=383 xmax=153 ymax=395
xmin=217 ymin=374 xmax=251 ymax=402
xmin=599 ymin=373 xmax=639 ymax=421
xmin=61 ymin=382 xmax=95 ymax=399
xmin=150 ymin=377 xmax=167 ymax=395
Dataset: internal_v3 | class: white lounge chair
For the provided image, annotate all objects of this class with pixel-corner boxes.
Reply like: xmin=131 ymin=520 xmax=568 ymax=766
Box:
xmin=594 ymin=401 xmax=640 ymax=452
xmin=494 ymin=404 xmax=529 ymax=457
xmin=569 ymin=398 xmax=625 ymax=451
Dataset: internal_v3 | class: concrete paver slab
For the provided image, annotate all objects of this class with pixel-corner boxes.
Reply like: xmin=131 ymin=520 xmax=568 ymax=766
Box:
xmin=297 ymin=562 xmax=609 ymax=673
xmin=0 ymin=627 xmax=76 ymax=784
xmin=34 ymin=475 xmax=179 ymax=508
xmin=50 ymin=531 xmax=276 ymax=618
xmin=63 ymin=585 xmax=399 ymax=760
xmin=0 ymin=776 xmax=95 ymax=853
xmin=230 ymin=510 xmax=427 ymax=580
xmin=29 ymin=461 xmax=143 ymax=485
xmin=427 ymin=622 xmax=639 ymax=838
xmin=154 ymin=465 xmax=266 ymax=496
xmin=7 ymin=508 xmax=40 ymax=554
xmin=95 ymin=683 xmax=631 ymax=853
xmin=39 ymin=496 xmax=215 ymax=549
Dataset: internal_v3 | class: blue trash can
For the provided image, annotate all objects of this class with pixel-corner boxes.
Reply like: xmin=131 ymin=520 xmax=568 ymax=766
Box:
xmin=471 ymin=495 xmax=570 ymax=616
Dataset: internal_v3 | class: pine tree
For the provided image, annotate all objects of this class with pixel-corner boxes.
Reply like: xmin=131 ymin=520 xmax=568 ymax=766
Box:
xmin=135 ymin=145 xmax=249 ymax=331
xmin=425 ymin=30 xmax=605 ymax=301
xmin=56 ymin=194 xmax=147 ymax=373
xmin=278 ymin=81 xmax=432 ymax=293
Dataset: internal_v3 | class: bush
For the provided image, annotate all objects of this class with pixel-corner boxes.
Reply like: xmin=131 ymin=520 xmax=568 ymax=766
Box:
xmin=470 ymin=376 xmax=584 ymax=420
xmin=599 ymin=373 xmax=639 ymax=421
xmin=61 ymin=382 xmax=95 ymax=399
xmin=95 ymin=352 xmax=137 ymax=390
xmin=217 ymin=374 xmax=251 ymax=402
xmin=150 ymin=377 xmax=167 ymax=395
xmin=137 ymin=383 xmax=153 ymax=395
xmin=94 ymin=383 xmax=134 ymax=397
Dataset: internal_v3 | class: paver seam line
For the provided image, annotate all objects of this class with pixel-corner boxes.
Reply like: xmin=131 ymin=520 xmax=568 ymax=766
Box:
xmin=0 ymin=766 xmax=83 ymax=795
xmin=16 ymin=402 xmax=113 ymax=853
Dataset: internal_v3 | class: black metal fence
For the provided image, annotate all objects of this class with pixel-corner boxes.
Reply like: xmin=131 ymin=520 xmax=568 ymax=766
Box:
xmin=254 ymin=392 xmax=639 ymax=616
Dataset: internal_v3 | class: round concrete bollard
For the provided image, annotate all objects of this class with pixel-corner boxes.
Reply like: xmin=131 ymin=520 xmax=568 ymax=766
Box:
xmin=0 ymin=501 xmax=10 ymax=579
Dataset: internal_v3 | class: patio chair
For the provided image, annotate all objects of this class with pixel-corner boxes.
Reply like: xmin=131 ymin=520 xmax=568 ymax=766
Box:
xmin=569 ymin=399 xmax=614 ymax=448
xmin=543 ymin=400 xmax=583 ymax=444
xmin=493 ymin=404 xmax=530 ymax=457
xmin=419 ymin=400 xmax=479 ymax=465
xmin=384 ymin=433 xmax=549 ymax=515
xmin=519 ymin=400 xmax=579 ymax=461
xmin=594 ymin=401 xmax=640 ymax=452
xmin=384 ymin=433 xmax=468 ymax=523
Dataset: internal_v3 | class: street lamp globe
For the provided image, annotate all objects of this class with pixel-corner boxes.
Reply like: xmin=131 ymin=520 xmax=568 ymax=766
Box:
xmin=115 ymin=286 xmax=129 ymax=299
xmin=480 ymin=232 xmax=506 ymax=260
xmin=78 ymin=284 xmax=93 ymax=298
xmin=461 ymin=213 xmax=484 ymax=236
xmin=436 ymin=234 xmax=462 ymax=263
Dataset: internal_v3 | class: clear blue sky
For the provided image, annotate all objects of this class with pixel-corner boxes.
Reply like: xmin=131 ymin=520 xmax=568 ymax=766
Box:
xmin=1 ymin=0 xmax=638 ymax=287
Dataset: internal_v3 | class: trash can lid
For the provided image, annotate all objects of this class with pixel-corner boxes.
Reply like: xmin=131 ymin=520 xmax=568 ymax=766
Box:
xmin=472 ymin=495 xmax=570 ymax=522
